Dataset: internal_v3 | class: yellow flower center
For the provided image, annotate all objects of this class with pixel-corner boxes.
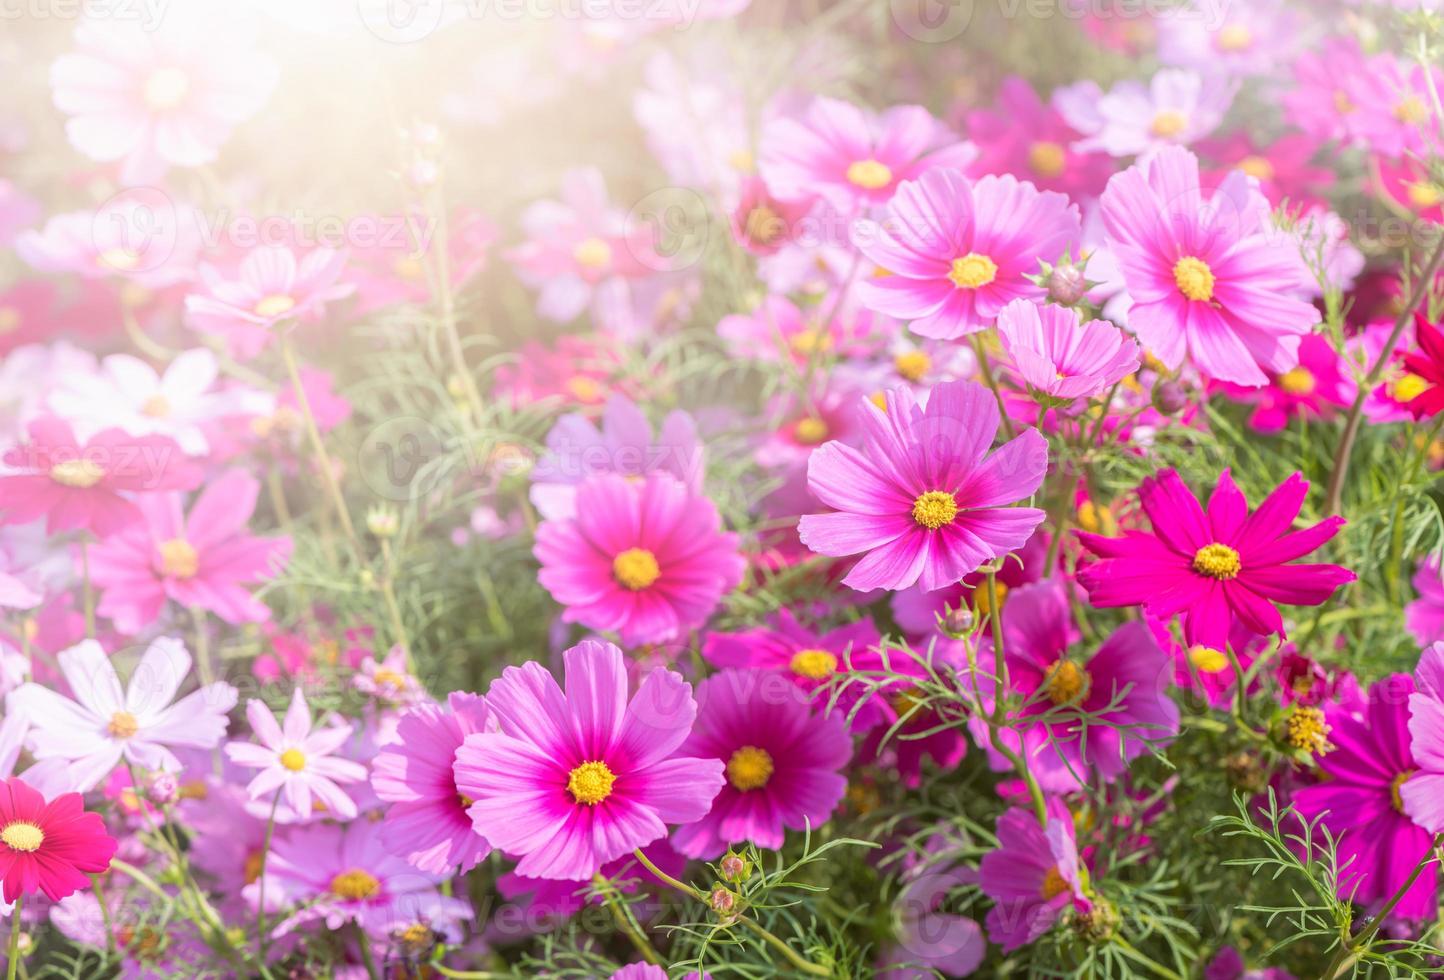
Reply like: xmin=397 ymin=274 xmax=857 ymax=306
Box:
xmin=572 ymin=237 xmax=613 ymax=270
xmin=789 ymin=649 xmax=838 ymax=680
xmin=108 ymin=710 xmax=139 ymax=739
xmin=253 ymin=294 xmax=296 ymax=319
xmin=1192 ymin=543 xmax=1241 ymax=580
xmin=330 ymin=868 xmax=381 ymax=901
xmin=244 ymin=850 xmax=263 ymax=885
xmin=1215 ymin=23 xmax=1253 ymax=52
xmin=612 ymin=548 xmax=660 ymax=591
xmin=280 ymin=748 xmax=306 ymax=772
xmin=1277 ymin=367 xmax=1315 ymax=395
xmin=1408 ymin=182 xmax=1443 ymax=209
xmin=1238 ymin=155 xmax=1274 ymax=181
xmin=729 ymin=149 xmax=755 ymax=173
xmin=893 ymin=349 xmax=932 ymax=382
xmin=793 ymin=416 xmax=830 ymax=445
xmin=1040 ymin=864 xmax=1069 ymax=899
xmin=0 ymin=307 xmax=19 ymax=333
xmin=743 ymin=205 xmax=784 ymax=247
xmin=911 ymin=490 xmax=959 ymax=530
xmin=1187 ymin=645 xmax=1230 ymax=674
xmin=567 ymin=760 xmax=616 ymax=805
xmin=789 ymin=328 xmax=832 ymax=356
xmin=1395 ymin=96 xmax=1428 ymax=126
xmin=1045 ymin=659 xmax=1090 ymax=705
xmin=973 ymin=580 xmax=1008 ymax=617
xmin=1392 ymin=770 xmax=1415 ymax=813
xmin=1284 ymin=705 xmax=1332 ymax=754
xmin=948 ymin=253 xmax=998 ymax=289
xmin=141 ymin=394 xmax=170 ymax=417
xmin=1392 ymin=372 xmax=1431 ymax=403
xmin=1334 ymin=90 xmax=1355 ymax=115
xmin=372 ymin=668 xmax=406 ymax=689
xmin=1173 ymin=256 xmax=1215 ymax=302
xmin=1028 ymin=141 xmax=1067 ymax=179
xmin=0 ymin=822 xmax=43 ymax=854
xmin=726 ymin=745 xmax=774 ymax=791
xmin=565 ymin=376 xmax=603 ymax=403
xmin=1150 ymin=109 xmax=1189 ymax=138
xmin=97 ymin=247 xmax=141 ymax=271
xmin=846 ymin=159 xmax=893 ymax=190
xmin=144 ymin=67 xmax=191 ymax=111
xmin=1076 ymin=500 xmax=1113 ymax=535
xmin=50 ymin=459 xmax=105 ymax=488
xmin=158 ymin=538 xmax=199 ymax=579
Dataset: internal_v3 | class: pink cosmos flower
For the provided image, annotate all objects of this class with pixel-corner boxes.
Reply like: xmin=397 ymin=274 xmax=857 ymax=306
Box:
xmin=717 ymin=294 xmax=885 ymax=367
xmin=0 ymin=776 xmax=117 ymax=903
xmin=728 ymin=175 xmax=814 ymax=257
xmin=372 ymin=693 xmax=494 ymax=876
xmin=88 ymin=470 xmax=291 ymax=634
xmin=759 ymin=96 xmax=975 ymax=212
xmin=1338 ymin=54 xmax=1441 ymax=160
xmin=1198 ymin=132 xmax=1334 ymax=208
xmin=353 ymin=646 xmax=424 ymax=705
xmin=1076 ymin=469 xmax=1355 ymax=649
xmin=855 ymin=169 xmax=1080 ymax=340
xmin=966 ymin=76 xmax=1113 ymax=199
xmin=996 ymin=299 xmax=1140 ymax=402
xmin=10 ymin=637 xmax=236 ymax=793
xmin=671 ymin=668 xmax=850 ymax=859
xmin=16 ymin=200 xmax=197 ymax=289
xmin=1063 ymin=69 xmax=1235 ymax=158
xmin=530 ymin=395 xmax=705 ymax=522
xmin=1212 ymin=334 xmax=1353 ymax=434
xmin=1283 ymin=38 xmax=1371 ymax=145
xmin=534 ymin=473 xmax=744 ymax=646
xmin=0 ymin=417 xmax=201 ymax=538
xmin=1099 ymin=146 xmax=1320 ymax=386
xmin=1406 ymin=557 xmax=1444 ymax=647
xmin=1403 ymin=644 xmax=1444 ymax=834
xmin=1294 ymin=674 xmax=1436 ymax=920
xmin=225 ymin=688 xmax=368 ymax=821
xmin=978 ymin=803 xmax=1086 ymax=952
xmin=453 ymin=640 xmax=725 ymax=881
xmin=184 ymin=246 xmax=354 ymax=360
xmin=493 ymin=335 xmax=629 ymax=411
xmin=1155 ymin=0 xmax=1302 ymax=78
xmin=0 ymin=181 xmax=40 ymax=249
xmin=50 ymin=17 xmax=277 ymax=185
xmin=1372 ymin=154 xmax=1444 ymax=222
xmin=798 ymin=380 xmax=1048 ymax=592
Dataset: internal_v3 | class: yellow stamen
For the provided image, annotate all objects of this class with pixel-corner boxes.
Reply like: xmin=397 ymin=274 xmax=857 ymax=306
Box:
xmin=572 ymin=237 xmax=613 ymax=270
xmin=108 ymin=711 xmax=139 ymax=739
xmin=1284 ymin=705 xmax=1332 ymax=754
xmin=1173 ymin=256 xmax=1215 ymax=302
xmin=743 ymin=205 xmax=784 ymax=247
xmin=1215 ymin=23 xmax=1253 ymax=52
xmin=846 ymin=159 xmax=893 ymax=190
xmin=1028 ymin=141 xmax=1067 ymax=179
xmin=0 ymin=307 xmax=20 ymax=334
xmin=1187 ymin=646 xmax=1229 ymax=674
xmin=1192 ymin=543 xmax=1241 ymax=580
xmin=911 ymin=490 xmax=959 ymax=530
xmin=253 ymin=294 xmax=296 ymax=319
xmin=793 ymin=417 xmax=829 ymax=445
xmin=728 ymin=149 xmax=755 ymax=173
xmin=1408 ymin=182 xmax=1443 ymax=210
xmin=1238 ymin=155 xmax=1274 ymax=181
xmin=893 ymin=349 xmax=932 ymax=382
xmin=1150 ymin=110 xmax=1188 ymax=138
xmin=565 ymin=376 xmax=603 ymax=403
xmin=1395 ymin=96 xmax=1428 ymax=126
xmin=1392 ymin=372 xmax=1430 ymax=403
xmin=789 ymin=649 xmax=838 ymax=680
xmin=567 ymin=760 xmax=616 ymax=805
xmin=726 ymin=746 xmax=774 ymax=791
xmin=1392 ymin=770 xmax=1415 ymax=813
xmin=158 ymin=538 xmax=199 ymax=579
xmin=1277 ymin=367 xmax=1315 ymax=395
xmin=0 ymin=822 xmax=43 ymax=853
xmin=141 ymin=394 xmax=170 ymax=417
xmin=612 ymin=548 xmax=660 ymax=591
xmin=789 ymin=329 xmax=832 ymax=356
xmin=330 ymin=868 xmax=381 ymax=901
xmin=50 ymin=459 xmax=105 ymax=488
xmin=143 ymin=67 xmax=190 ymax=110
xmin=280 ymin=748 xmax=306 ymax=772
xmin=948 ymin=253 xmax=998 ymax=289
xmin=1045 ymin=659 xmax=1089 ymax=705
xmin=1040 ymin=864 xmax=1070 ymax=899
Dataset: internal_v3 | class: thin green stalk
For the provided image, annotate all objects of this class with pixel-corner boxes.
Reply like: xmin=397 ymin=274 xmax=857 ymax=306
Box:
xmin=971 ymin=334 xmax=1015 ymax=439
xmin=593 ymin=872 xmax=663 ymax=966
xmin=90 ymin=874 xmax=116 ymax=955
xmin=1324 ymin=835 xmax=1442 ymax=979
xmin=80 ymin=538 xmax=94 ymax=639
xmin=6 ymin=897 xmax=20 ymax=980
xmin=354 ymin=922 xmax=381 ymax=980
xmin=278 ymin=333 xmax=363 ymax=557
xmin=256 ymin=792 xmax=281 ymax=963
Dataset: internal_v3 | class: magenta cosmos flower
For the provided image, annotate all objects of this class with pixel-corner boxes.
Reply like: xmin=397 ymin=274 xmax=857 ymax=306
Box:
xmin=225 ymin=688 xmax=368 ymax=821
xmin=798 ymin=380 xmax=1047 ymax=592
xmin=454 ymin=640 xmax=724 ymax=881
xmin=1077 ymin=469 xmax=1354 ymax=650
xmin=0 ymin=417 xmax=201 ymax=538
xmin=671 ymin=669 xmax=850 ymax=859
xmin=855 ymin=169 xmax=1080 ymax=339
xmin=89 ymin=470 xmax=291 ymax=634
xmin=759 ymin=96 xmax=975 ymax=212
xmin=966 ymin=75 xmax=1113 ymax=199
xmin=0 ymin=776 xmax=117 ymax=903
xmin=371 ymin=692 xmax=494 ymax=876
xmin=534 ymin=472 xmax=744 ymax=646
xmin=978 ymin=803 xmax=1086 ymax=952
xmin=1406 ymin=559 xmax=1444 ymax=647
xmin=1099 ymin=146 xmax=1320 ymax=386
xmin=995 ymin=298 xmax=1140 ymax=402
xmin=1402 ymin=643 xmax=1444 ymax=833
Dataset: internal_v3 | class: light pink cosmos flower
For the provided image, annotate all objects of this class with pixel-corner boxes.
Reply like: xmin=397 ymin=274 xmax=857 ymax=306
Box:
xmin=0 ymin=417 xmax=202 ymax=538
xmin=996 ymin=299 xmax=1141 ymax=402
xmin=978 ymin=803 xmax=1087 ymax=952
xmin=50 ymin=17 xmax=277 ymax=185
xmin=1155 ymin=0 xmax=1302 ymax=78
xmin=798 ymin=380 xmax=1048 ymax=592
xmin=760 ymin=96 xmax=976 ymax=212
xmin=88 ymin=470 xmax=291 ymax=635
xmin=1283 ymin=38 xmax=1371 ymax=145
xmin=1061 ymin=69 xmax=1235 ymax=158
xmin=717 ymin=294 xmax=886 ymax=367
xmin=10 ymin=637 xmax=237 ymax=793
xmin=966 ymin=76 xmax=1113 ymax=199
xmin=1099 ymin=146 xmax=1319 ymax=386
xmin=17 ymin=199 xmax=198 ymax=289
xmin=854 ymin=169 xmax=1080 ymax=340
xmin=1338 ymin=53 xmax=1443 ymax=160
xmin=454 ymin=640 xmax=725 ymax=881
xmin=184 ymin=245 xmax=354 ymax=360
xmin=353 ymin=646 xmax=424 ymax=705
xmin=225 ymin=688 xmax=368 ymax=821
xmin=1407 ymin=556 xmax=1444 ymax=648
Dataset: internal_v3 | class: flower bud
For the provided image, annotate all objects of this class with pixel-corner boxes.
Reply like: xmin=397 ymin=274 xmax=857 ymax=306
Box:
xmin=1046 ymin=262 xmax=1088 ymax=306
xmin=719 ymin=851 xmax=751 ymax=883
xmin=709 ymin=885 xmax=741 ymax=924
xmin=942 ymin=605 xmax=974 ymax=637
xmin=146 ymin=772 xmax=179 ymax=806
xmin=1152 ymin=380 xmax=1188 ymax=416
xmin=366 ymin=505 xmax=399 ymax=539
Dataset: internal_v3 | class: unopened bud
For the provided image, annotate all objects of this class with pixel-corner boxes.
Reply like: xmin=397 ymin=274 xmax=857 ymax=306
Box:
xmin=942 ymin=606 xmax=975 ymax=636
xmin=709 ymin=885 xmax=740 ymax=923
xmin=1046 ymin=262 xmax=1088 ymax=306
xmin=366 ymin=505 xmax=399 ymax=539
xmin=146 ymin=772 xmax=179 ymax=806
xmin=1152 ymin=380 xmax=1188 ymax=416
xmin=719 ymin=852 xmax=751 ymax=883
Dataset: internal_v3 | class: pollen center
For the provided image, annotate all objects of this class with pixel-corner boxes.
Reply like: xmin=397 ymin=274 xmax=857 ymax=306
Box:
xmin=330 ymin=868 xmax=381 ymax=901
xmin=1392 ymin=770 xmax=1415 ymax=813
xmin=743 ymin=205 xmax=784 ymax=247
xmin=911 ymin=490 xmax=959 ymax=530
xmin=973 ymin=581 xmax=1008 ymax=618
xmin=1045 ymin=659 xmax=1090 ymax=705
xmin=97 ymin=248 xmax=140 ymax=271
xmin=1395 ymin=96 xmax=1428 ymax=125
xmin=50 ymin=458 xmax=105 ymax=488
xmin=573 ymin=236 xmax=613 ymax=270
xmin=1277 ymin=367 xmax=1315 ymax=395
xmin=1173 ymin=256 xmax=1215 ymax=302
xmin=846 ymin=159 xmax=893 ymax=190
xmin=726 ymin=745 xmax=774 ymax=791
xmin=0 ymin=822 xmax=44 ymax=853
xmin=0 ymin=307 xmax=20 ymax=333
xmin=789 ymin=328 xmax=832 ymax=356
xmin=1187 ymin=645 xmax=1230 ymax=674
xmin=108 ymin=710 xmax=139 ymax=739
xmin=253 ymin=294 xmax=296 ymax=319
xmin=1284 ymin=705 xmax=1332 ymax=754
xmin=1392 ymin=372 xmax=1430 ymax=403
xmin=567 ymin=760 xmax=616 ymax=805
xmin=141 ymin=394 xmax=170 ymax=417
xmin=789 ymin=648 xmax=839 ymax=680
xmin=1028 ymin=141 xmax=1067 ymax=179
xmin=1040 ymin=864 xmax=1069 ymax=899
xmin=1192 ymin=543 xmax=1241 ymax=580
xmin=793 ymin=416 xmax=829 ymax=445
xmin=948 ymin=252 xmax=998 ymax=289
xmin=612 ymin=548 xmax=661 ymax=591
xmin=279 ymin=748 xmax=306 ymax=772
xmin=1215 ymin=23 xmax=1253 ymax=52
xmin=893 ymin=349 xmax=932 ymax=382
xmin=159 ymin=538 xmax=199 ymax=579
xmin=1150 ymin=109 xmax=1189 ymax=138
xmin=1238 ymin=155 xmax=1274 ymax=181
xmin=144 ymin=67 xmax=191 ymax=111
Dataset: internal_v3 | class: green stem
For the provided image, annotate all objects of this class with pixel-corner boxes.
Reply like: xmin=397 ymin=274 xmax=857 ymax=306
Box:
xmin=256 ymin=792 xmax=281 ymax=963
xmin=593 ymin=872 xmax=663 ymax=966
xmin=983 ymin=568 xmax=1049 ymax=825
xmin=971 ymin=334 xmax=1015 ymax=439
xmin=90 ymin=874 xmax=116 ymax=955
xmin=355 ymin=922 xmax=381 ymax=980
xmin=80 ymin=538 xmax=94 ymax=639
xmin=278 ymin=333 xmax=363 ymax=557
xmin=1324 ymin=835 xmax=1442 ymax=979
xmin=6 ymin=897 xmax=20 ymax=980
xmin=1111 ymin=935 xmax=1182 ymax=980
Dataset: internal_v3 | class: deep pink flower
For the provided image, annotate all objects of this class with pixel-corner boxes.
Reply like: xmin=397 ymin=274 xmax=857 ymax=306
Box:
xmin=671 ymin=669 xmax=850 ymax=859
xmin=1212 ymin=333 xmax=1354 ymax=433
xmin=1076 ymin=469 xmax=1355 ymax=649
xmin=1406 ymin=557 xmax=1444 ymax=647
xmin=1403 ymin=643 xmax=1444 ymax=835
xmin=454 ymin=640 xmax=724 ymax=881
xmin=965 ymin=75 xmax=1112 ymax=198
xmin=728 ymin=175 xmax=814 ymax=257
xmin=798 ymin=380 xmax=1048 ymax=592
xmin=184 ymin=246 xmax=353 ymax=359
xmin=996 ymin=298 xmax=1140 ymax=402
xmin=1198 ymin=132 xmax=1334 ymax=208
xmin=759 ymin=96 xmax=975 ymax=212
xmin=1400 ymin=312 xmax=1444 ymax=419
xmin=371 ymin=692 xmax=494 ymax=876
xmin=0 ymin=417 xmax=201 ymax=538
xmin=88 ymin=470 xmax=291 ymax=634
xmin=1099 ymin=146 xmax=1320 ymax=385
xmin=855 ymin=169 xmax=1080 ymax=340
xmin=978 ymin=803 xmax=1086 ymax=952
xmin=534 ymin=473 xmax=743 ymax=646
xmin=717 ymin=294 xmax=884 ymax=367
xmin=0 ymin=776 xmax=117 ymax=903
